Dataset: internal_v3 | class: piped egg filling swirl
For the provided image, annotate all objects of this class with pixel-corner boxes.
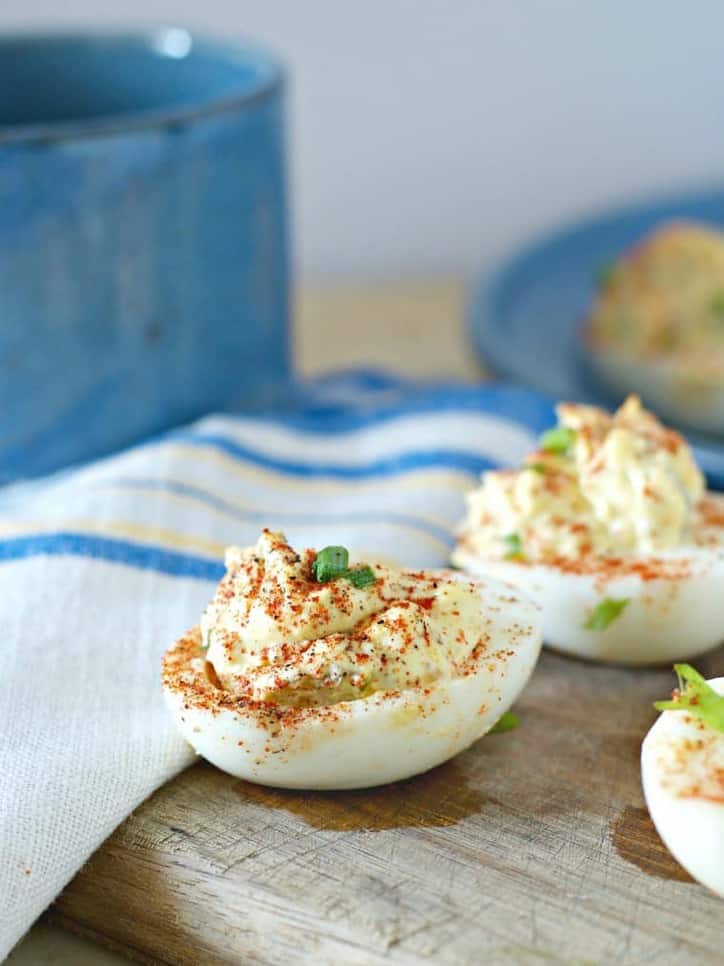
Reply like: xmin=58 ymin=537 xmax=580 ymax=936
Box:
xmin=200 ymin=530 xmax=489 ymax=708
xmin=458 ymin=395 xmax=708 ymax=562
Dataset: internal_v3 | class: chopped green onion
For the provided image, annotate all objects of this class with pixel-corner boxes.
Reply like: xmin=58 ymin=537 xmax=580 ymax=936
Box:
xmin=584 ymin=597 xmax=630 ymax=631
xmin=312 ymin=545 xmax=349 ymax=582
xmin=539 ymin=426 xmax=576 ymax=455
xmin=489 ymin=711 xmax=519 ymax=734
xmin=596 ymin=262 xmax=617 ymax=289
xmin=709 ymin=290 xmax=724 ymax=316
xmin=523 ymin=461 xmax=547 ymax=474
xmin=311 ymin=546 xmax=377 ymax=589
xmin=654 ymin=664 xmax=724 ymax=733
xmin=503 ymin=532 xmax=524 ymax=560
xmin=345 ymin=565 xmax=377 ymax=589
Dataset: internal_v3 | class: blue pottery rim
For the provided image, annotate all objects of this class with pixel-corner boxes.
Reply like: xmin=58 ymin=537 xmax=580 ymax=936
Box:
xmin=0 ymin=28 xmax=285 ymax=145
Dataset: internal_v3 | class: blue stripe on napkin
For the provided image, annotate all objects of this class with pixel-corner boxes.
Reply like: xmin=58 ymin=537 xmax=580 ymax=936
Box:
xmin=0 ymin=374 xmax=557 ymax=577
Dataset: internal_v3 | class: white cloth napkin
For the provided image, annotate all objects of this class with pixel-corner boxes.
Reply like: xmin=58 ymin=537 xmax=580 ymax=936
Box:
xmin=0 ymin=374 xmax=553 ymax=957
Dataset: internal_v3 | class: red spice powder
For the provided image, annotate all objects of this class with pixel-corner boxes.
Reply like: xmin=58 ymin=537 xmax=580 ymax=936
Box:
xmin=699 ymin=496 xmax=724 ymax=530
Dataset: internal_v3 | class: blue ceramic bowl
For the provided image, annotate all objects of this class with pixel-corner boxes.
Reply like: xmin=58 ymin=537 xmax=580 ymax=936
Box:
xmin=0 ymin=30 xmax=289 ymax=479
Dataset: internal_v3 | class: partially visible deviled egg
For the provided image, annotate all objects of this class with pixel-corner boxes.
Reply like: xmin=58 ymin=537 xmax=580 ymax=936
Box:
xmin=641 ymin=665 xmax=724 ymax=896
xmin=585 ymin=221 xmax=724 ymax=435
xmin=162 ymin=530 xmax=542 ymax=789
xmin=452 ymin=396 xmax=724 ymax=665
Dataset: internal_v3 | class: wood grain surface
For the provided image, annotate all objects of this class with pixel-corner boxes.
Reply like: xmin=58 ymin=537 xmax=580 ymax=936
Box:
xmin=52 ymin=646 xmax=724 ymax=965
xmin=294 ymin=279 xmax=479 ymax=382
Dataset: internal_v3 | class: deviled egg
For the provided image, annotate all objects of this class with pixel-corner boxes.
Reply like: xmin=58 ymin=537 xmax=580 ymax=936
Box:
xmin=585 ymin=221 xmax=724 ymax=435
xmin=452 ymin=396 xmax=724 ymax=665
xmin=641 ymin=665 xmax=724 ymax=896
xmin=162 ymin=530 xmax=542 ymax=789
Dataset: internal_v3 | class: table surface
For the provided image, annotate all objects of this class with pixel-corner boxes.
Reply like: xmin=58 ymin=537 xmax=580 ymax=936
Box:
xmin=294 ymin=278 xmax=477 ymax=381
xmin=9 ymin=278 xmax=470 ymax=965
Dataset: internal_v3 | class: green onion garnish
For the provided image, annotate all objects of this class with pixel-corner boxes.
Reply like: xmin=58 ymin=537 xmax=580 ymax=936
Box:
xmin=312 ymin=546 xmax=377 ymax=589
xmin=489 ymin=711 xmax=519 ymax=734
xmin=523 ymin=462 xmax=547 ymax=474
xmin=596 ymin=262 xmax=617 ymax=289
xmin=503 ymin=532 xmax=524 ymax=560
xmin=539 ymin=426 xmax=576 ymax=455
xmin=654 ymin=664 xmax=724 ymax=733
xmin=345 ymin=566 xmax=377 ymax=589
xmin=584 ymin=597 xmax=630 ymax=631
xmin=312 ymin=545 xmax=349 ymax=582
xmin=709 ymin=290 xmax=724 ymax=316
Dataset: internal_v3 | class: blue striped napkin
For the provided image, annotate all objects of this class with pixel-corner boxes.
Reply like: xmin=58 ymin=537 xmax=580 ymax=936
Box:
xmin=0 ymin=372 xmax=554 ymax=957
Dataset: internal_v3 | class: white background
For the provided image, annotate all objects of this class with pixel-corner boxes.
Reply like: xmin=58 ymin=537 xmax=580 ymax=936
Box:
xmin=3 ymin=1 xmax=724 ymax=279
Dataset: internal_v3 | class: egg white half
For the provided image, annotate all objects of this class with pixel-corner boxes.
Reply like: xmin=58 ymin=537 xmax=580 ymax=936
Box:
xmin=641 ymin=677 xmax=724 ymax=896
xmin=451 ymin=545 xmax=724 ymax=666
xmin=162 ymin=574 xmax=542 ymax=790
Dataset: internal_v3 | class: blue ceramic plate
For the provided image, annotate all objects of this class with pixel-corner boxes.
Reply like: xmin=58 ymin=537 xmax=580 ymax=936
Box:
xmin=469 ymin=185 xmax=724 ymax=488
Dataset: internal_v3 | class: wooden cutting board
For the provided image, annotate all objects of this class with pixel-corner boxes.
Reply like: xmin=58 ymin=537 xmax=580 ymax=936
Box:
xmin=50 ymin=646 xmax=724 ymax=965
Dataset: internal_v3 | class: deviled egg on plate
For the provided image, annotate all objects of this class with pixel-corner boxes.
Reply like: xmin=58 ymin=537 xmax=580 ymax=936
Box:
xmin=452 ymin=395 xmax=724 ymax=665
xmin=585 ymin=222 xmax=724 ymax=436
xmin=163 ymin=530 xmax=542 ymax=789
xmin=641 ymin=665 xmax=724 ymax=896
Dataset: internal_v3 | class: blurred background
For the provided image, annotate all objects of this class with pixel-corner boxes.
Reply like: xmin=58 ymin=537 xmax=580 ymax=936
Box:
xmin=5 ymin=0 xmax=724 ymax=281
xmin=5 ymin=4 xmax=724 ymax=962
